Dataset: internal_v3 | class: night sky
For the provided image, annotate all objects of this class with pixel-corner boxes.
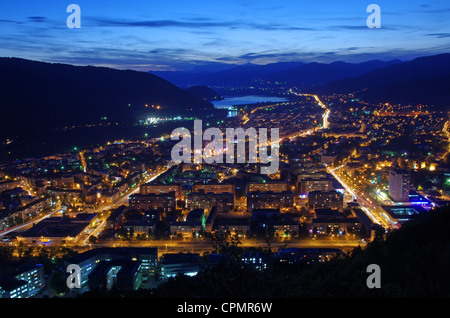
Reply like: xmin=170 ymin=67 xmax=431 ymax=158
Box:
xmin=0 ymin=0 xmax=449 ymax=71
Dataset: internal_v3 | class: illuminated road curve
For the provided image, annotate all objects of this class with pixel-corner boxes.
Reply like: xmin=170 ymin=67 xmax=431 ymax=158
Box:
xmin=289 ymin=90 xmax=330 ymax=130
xmin=237 ymin=90 xmax=330 ymax=143
xmin=288 ymin=89 xmax=394 ymax=230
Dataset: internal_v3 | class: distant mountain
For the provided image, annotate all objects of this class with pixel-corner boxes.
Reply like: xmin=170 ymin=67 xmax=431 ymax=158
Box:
xmin=152 ymin=59 xmax=401 ymax=89
xmin=0 ymin=58 xmax=214 ymax=137
xmin=183 ymin=85 xmax=223 ymax=101
xmin=271 ymin=60 xmax=402 ymax=89
xmin=314 ymin=53 xmax=450 ymax=106
xmin=358 ymin=75 xmax=450 ymax=106
xmin=201 ymin=62 xmax=306 ymax=86
xmin=152 ymin=61 xmax=305 ymax=87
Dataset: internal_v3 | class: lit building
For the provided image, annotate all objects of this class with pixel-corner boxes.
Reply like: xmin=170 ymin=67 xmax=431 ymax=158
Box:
xmin=187 ymin=192 xmax=234 ymax=213
xmin=129 ymin=192 xmax=176 ymax=212
xmin=0 ymin=279 xmax=28 ymax=298
xmin=389 ymin=169 xmax=410 ymax=202
xmin=381 ymin=205 xmax=427 ymax=224
xmin=247 ymin=182 xmax=288 ymax=193
xmin=14 ymin=264 xmax=45 ymax=297
xmin=192 ymin=183 xmax=235 ymax=195
xmin=105 ymin=205 xmax=126 ymax=230
xmin=16 ymin=213 xmax=97 ymax=245
xmin=214 ymin=217 xmax=251 ymax=237
xmin=311 ymin=217 xmax=361 ymax=236
xmin=169 ymin=209 xmax=206 ymax=237
xmin=140 ymin=183 xmax=183 ymax=200
xmin=276 ymin=248 xmax=345 ymax=264
xmin=65 ymin=247 xmax=158 ymax=288
xmin=300 ymin=178 xmax=333 ymax=194
xmin=0 ymin=180 xmax=20 ymax=192
xmin=241 ymin=252 xmax=270 ymax=271
xmin=160 ymin=253 xmax=199 ymax=279
xmin=247 ymin=191 xmax=294 ymax=212
xmin=307 ymin=191 xmax=344 ymax=211
xmin=87 ymin=260 xmax=143 ymax=291
xmin=122 ymin=220 xmax=156 ymax=235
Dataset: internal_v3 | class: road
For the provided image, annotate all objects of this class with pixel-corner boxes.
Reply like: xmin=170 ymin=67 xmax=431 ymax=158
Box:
xmin=83 ymin=238 xmax=364 ymax=257
xmin=0 ymin=167 xmax=171 ymax=241
xmin=327 ymin=165 xmax=395 ymax=230
xmin=286 ymin=90 xmax=394 ymax=230
xmin=443 ymin=119 xmax=450 ymax=159
xmin=0 ymin=207 xmax=61 ymax=238
xmin=289 ymin=90 xmax=330 ymax=130
xmin=78 ymin=166 xmax=172 ymax=246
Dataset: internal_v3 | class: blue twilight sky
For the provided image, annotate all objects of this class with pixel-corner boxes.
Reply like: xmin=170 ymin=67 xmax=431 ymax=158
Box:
xmin=0 ymin=0 xmax=449 ymax=71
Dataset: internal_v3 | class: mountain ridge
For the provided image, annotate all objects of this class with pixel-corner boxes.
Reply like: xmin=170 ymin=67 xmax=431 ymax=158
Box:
xmin=312 ymin=53 xmax=450 ymax=106
xmin=0 ymin=57 xmax=214 ymax=137
xmin=151 ymin=59 xmax=402 ymax=88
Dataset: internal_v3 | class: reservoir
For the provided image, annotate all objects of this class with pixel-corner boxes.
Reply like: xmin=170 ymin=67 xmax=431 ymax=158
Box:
xmin=212 ymin=95 xmax=289 ymax=117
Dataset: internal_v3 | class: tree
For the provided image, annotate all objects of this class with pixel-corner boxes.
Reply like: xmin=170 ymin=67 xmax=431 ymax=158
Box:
xmin=116 ymin=227 xmax=128 ymax=240
xmin=0 ymin=245 xmax=13 ymax=267
xmin=48 ymin=270 xmax=69 ymax=296
xmin=205 ymin=231 xmax=242 ymax=260
xmin=88 ymin=235 xmax=98 ymax=244
xmin=16 ymin=241 xmax=26 ymax=257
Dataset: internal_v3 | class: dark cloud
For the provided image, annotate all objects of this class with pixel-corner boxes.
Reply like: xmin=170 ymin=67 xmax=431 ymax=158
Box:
xmin=27 ymin=16 xmax=48 ymax=23
xmin=87 ymin=17 xmax=316 ymax=32
xmin=89 ymin=18 xmax=232 ymax=28
xmin=0 ymin=19 xmax=24 ymax=25
xmin=426 ymin=33 xmax=450 ymax=38
xmin=331 ymin=25 xmax=398 ymax=31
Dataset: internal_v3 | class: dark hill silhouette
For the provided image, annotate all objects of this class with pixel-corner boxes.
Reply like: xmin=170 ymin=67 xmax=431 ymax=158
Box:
xmin=313 ymin=53 xmax=450 ymax=107
xmin=183 ymin=85 xmax=223 ymax=101
xmin=272 ymin=59 xmax=401 ymax=89
xmin=153 ymin=61 xmax=305 ymax=86
xmin=0 ymin=58 xmax=213 ymax=137
xmin=152 ymin=60 xmax=400 ymax=88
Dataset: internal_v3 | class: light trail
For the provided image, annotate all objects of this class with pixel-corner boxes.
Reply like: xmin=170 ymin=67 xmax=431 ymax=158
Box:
xmin=82 ymin=219 xmax=106 ymax=246
xmin=327 ymin=166 xmax=383 ymax=227
xmin=289 ymin=89 xmax=395 ymax=230
xmin=105 ymin=166 xmax=171 ymax=209
xmin=289 ymin=89 xmax=330 ymax=130
xmin=0 ymin=207 xmax=61 ymax=238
